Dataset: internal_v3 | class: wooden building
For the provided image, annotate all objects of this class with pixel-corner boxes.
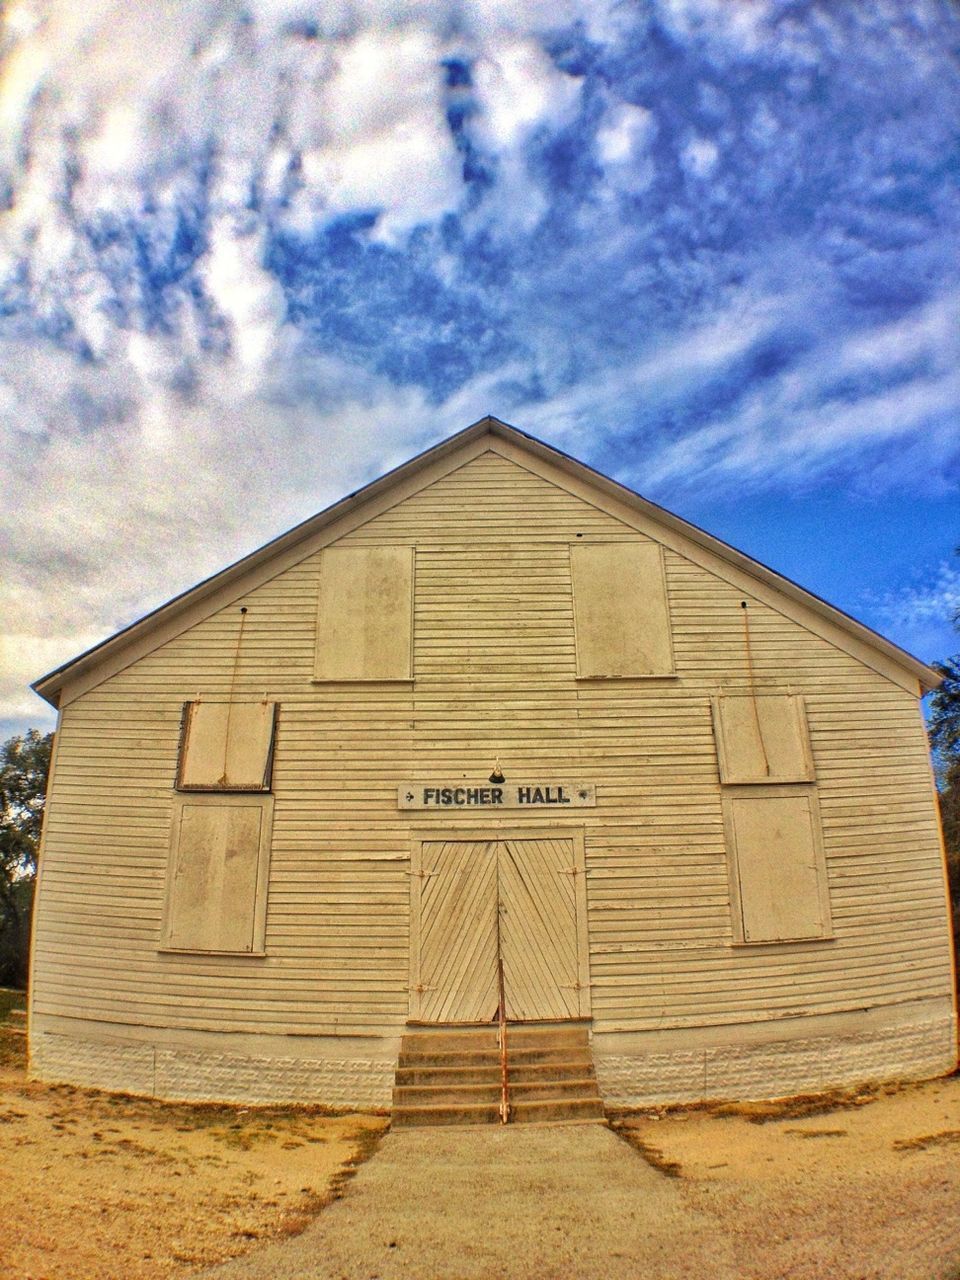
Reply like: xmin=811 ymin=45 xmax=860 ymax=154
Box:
xmin=29 ymin=417 xmax=957 ymax=1113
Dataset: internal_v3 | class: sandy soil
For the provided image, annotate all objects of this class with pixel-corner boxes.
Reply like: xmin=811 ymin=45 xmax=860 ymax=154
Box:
xmin=0 ymin=1030 xmax=386 ymax=1280
xmin=615 ymin=1076 xmax=960 ymax=1280
xmin=3 ymin=1015 xmax=959 ymax=1280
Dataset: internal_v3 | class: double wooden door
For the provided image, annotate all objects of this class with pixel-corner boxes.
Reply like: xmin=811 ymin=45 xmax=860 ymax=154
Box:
xmin=410 ymin=837 xmax=590 ymax=1022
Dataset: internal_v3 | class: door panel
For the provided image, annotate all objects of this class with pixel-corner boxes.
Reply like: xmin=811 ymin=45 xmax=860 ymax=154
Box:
xmin=411 ymin=835 xmax=588 ymax=1023
xmin=413 ymin=840 xmax=499 ymax=1022
xmin=499 ymin=838 xmax=582 ymax=1020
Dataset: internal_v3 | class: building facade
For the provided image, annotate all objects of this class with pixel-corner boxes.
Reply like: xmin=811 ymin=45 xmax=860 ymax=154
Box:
xmin=29 ymin=418 xmax=957 ymax=1108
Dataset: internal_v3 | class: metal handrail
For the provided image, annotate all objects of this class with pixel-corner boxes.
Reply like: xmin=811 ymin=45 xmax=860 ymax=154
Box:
xmin=497 ymin=951 xmax=509 ymax=1124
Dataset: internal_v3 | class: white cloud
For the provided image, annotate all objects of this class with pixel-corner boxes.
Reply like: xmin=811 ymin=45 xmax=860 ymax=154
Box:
xmin=1 ymin=0 xmax=958 ymax=731
xmin=516 ymin=300 xmax=778 ymax=443
xmin=597 ymin=102 xmax=657 ymax=193
xmin=200 ymin=220 xmax=287 ymax=378
xmin=658 ymin=0 xmax=775 ymax=54
xmin=289 ymin=26 xmax=465 ymax=241
xmin=635 ymin=287 xmax=960 ymax=493
xmin=868 ymin=562 xmax=960 ymax=631
xmin=468 ymin=35 xmax=583 ymax=232
xmin=0 ymin=0 xmax=596 ymax=263
xmin=681 ymin=134 xmax=719 ymax=179
xmin=0 ymin=632 xmax=103 ymax=727
xmin=862 ymin=560 xmax=960 ymax=663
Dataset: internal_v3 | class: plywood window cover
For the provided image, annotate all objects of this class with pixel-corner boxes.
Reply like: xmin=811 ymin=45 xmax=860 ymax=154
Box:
xmin=570 ymin=540 xmax=676 ymax=679
xmin=314 ymin=545 xmax=415 ymax=683
xmin=175 ymin=700 xmax=278 ymax=792
xmin=712 ymin=692 xmax=815 ymax=785
xmin=722 ymin=784 xmax=833 ymax=947
xmin=160 ymin=792 xmax=274 ymax=956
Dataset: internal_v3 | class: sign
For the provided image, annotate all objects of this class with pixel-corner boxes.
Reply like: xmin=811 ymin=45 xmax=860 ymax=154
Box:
xmin=398 ymin=782 xmax=596 ymax=810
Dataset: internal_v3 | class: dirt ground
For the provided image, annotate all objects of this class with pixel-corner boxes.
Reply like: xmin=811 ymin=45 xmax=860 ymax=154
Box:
xmin=203 ymin=1076 xmax=960 ymax=1280
xmin=3 ymin=1013 xmax=960 ymax=1280
xmin=0 ymin=1029 xmax=386 ymax=1280
xmin=612 ymin=1076 xmax=960 ymax=1280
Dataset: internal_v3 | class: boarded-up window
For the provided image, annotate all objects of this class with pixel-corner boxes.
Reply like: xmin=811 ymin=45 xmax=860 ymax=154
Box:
xmin=723 ymin=790 xmax=831 ymax=944
xmin=176 ymin=701 xmax=277 ymax=791
xmin=712 ymin=694 xmax=814 ymax=785
xmin=162 ymin=795 xmax=273 ymax=953
xmin=314 ymin=546 xmax=414 ymax=680
xmin=570 ymin=542 xmax=674 ymax=677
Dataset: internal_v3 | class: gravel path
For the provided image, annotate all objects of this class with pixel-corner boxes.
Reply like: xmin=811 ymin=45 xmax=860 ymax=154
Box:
xmin=199 ymin=1121 xmax=727 ymax=1280
xmin=200 ymin=1077 xmax=960 ymax=1280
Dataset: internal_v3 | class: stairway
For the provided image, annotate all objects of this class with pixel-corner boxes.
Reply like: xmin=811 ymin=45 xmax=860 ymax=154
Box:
xmin=392 ymin=1021 xmax=605 ymax=1128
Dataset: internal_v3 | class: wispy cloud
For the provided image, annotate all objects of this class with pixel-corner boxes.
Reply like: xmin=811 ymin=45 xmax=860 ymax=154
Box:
xmin=2 ymin=0 xmax=959 ymax=728
xmin=867 ymin=561 xmax=960 ymax=628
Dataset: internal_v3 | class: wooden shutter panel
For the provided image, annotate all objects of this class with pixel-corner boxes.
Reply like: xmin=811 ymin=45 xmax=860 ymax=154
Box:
xmin=314 ymin=546 xmax=413 ymax=680
xmin=570 ymin=542 xmax=674 ymax=677
xmin=177 ymin=701 xmax=277 ymax=791
xmin=712 ymin=694 xmax=814 ymax=784
xmin=163 ymin=799 xmax=271 ymax=952
xmin=723 ymin=791 xmax=831 ymax=943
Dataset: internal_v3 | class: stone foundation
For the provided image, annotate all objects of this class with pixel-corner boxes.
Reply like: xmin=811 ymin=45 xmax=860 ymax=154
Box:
xmin=594 ymin=1006 xmax=958 ymax=1107
xmin=28 ymin=1002 xmax=957 ymax=1110
xmin=30 ymin=1022 xmax=395 ymax=1109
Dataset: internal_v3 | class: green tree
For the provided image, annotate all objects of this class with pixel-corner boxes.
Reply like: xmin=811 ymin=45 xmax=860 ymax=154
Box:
xmin=0 ymin=730 xmax=53 ymax=988
xmin=929 ymin=655 xmax=960 ymax=781
xmin=927 ymin=565 xmax=960 ymax=968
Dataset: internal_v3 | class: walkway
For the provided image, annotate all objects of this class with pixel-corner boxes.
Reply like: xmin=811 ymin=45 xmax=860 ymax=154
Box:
xmin=199 ymin=1121 xmax=726 ymax=1280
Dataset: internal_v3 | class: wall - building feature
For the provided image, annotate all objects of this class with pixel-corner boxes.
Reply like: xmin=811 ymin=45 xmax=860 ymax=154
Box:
xmin=29 ymin=417 xmax=957 ymax=1109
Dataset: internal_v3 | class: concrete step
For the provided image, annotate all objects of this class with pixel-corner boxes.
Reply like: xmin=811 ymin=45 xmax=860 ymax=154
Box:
xmin=393 ymin=1081 xmax=503 ymax=1107
xmin=509 ymin=1061 xmax=596 ymax=1083
xmin=393 ymin=1021 xmax=604 ymax=1127
xmin=397 ymin=1049 xmax=501 ymax=1069
xmin=396 ymin=1060 xmax=595 ymax=1086
xmin=502 ymin=1046 xmax=592 ymax=1066
xmin=509 ymin=1078 xmax=600 ymax=1103
xmin=395 ymin=1063 xmax=503 ymax=1087
xmin=398 ymin=1046 xmax=588 ymax=1070
xmin=400 ymin=1027 xmax=499 ymax=1053
xmin=392 ymin=1102 xmax=502 ymax=1129
xmin=501 ymin=1024 xmax=590 ymax=1049
xmin=511 ymin=1097 xmax=606 ymax=1124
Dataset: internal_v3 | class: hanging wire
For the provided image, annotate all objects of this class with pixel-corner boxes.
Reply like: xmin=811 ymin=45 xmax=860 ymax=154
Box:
xmin=219 ymin=606 xmax=248 ymax=785
xmin=741 ymin=601 xmax=771 ymax=777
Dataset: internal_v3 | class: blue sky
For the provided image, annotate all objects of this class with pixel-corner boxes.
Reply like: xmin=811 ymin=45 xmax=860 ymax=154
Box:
xmin=1 ymin=0 xmax=959 ymax=737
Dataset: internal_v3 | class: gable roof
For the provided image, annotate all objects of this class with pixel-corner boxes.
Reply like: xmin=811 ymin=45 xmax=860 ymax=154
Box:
xmin=33 ymin=415 xmax=941 ymax=708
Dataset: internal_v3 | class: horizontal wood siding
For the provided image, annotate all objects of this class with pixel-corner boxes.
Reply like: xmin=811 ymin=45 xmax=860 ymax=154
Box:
xmin=32 ymin=449 xmax=953 ymax=1041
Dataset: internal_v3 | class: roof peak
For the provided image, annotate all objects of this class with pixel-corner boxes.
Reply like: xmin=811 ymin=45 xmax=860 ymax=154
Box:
xmin=32 ymin=417 xmax=940 ymax=706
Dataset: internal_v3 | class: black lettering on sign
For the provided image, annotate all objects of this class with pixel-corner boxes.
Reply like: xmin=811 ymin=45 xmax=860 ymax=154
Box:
xmin=399 ymin=781 xmax=594 ymax=809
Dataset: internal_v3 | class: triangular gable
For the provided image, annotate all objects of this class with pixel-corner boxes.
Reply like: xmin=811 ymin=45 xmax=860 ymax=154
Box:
xmin=32 ymin=415 xmax=941 ymax=708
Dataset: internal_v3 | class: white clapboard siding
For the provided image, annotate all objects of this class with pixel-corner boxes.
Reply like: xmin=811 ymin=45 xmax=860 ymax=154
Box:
xmin=31 ymin=448 xmax=953 ymax=1042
